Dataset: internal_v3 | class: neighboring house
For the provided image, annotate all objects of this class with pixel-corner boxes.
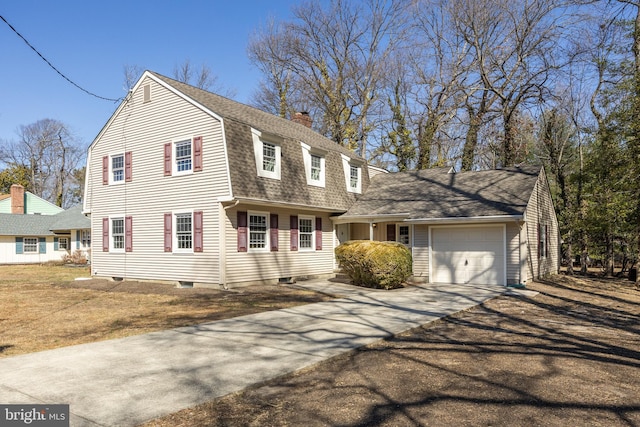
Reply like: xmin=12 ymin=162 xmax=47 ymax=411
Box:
xmin=83 ymin=70 xmax=558 ymax=288
xmin=0 ymin=185 xmax=91 ymax=264
xmin=0 ymin=185 xmax=64 ymax=215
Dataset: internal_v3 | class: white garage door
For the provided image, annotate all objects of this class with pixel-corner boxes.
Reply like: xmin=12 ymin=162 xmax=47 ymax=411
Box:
xmin=431 ymin=225 xmax=505 ymax=285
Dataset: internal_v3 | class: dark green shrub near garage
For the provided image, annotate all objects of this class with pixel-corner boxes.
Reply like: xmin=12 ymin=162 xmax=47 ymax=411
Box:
xmin=335 ymin=240 xmax=412 ymax=290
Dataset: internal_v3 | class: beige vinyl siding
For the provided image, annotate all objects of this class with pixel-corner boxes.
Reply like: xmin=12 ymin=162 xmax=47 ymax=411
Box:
xmin=524 ymin=171 xmax=560 ymax=280
xmin=224 ymin=205 xmax=335 ymax=286
xmin=412 ymin=225 xmax=429 ymax=280
xmin=506 ymin=221 xmax=524 ymax=285
xmin=87 ymin=76 xmax=230 ymax=284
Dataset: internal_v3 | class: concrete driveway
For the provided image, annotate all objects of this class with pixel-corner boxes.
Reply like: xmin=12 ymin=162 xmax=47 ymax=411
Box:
xmin=0 ymin=281 xmax=506 ymax=426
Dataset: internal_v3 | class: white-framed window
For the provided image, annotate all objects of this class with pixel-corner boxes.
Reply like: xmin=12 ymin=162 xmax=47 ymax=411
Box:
xmin=110 ymin=154 xmax=124 ymax=184
xmin=252 ymin=128 xmax=281 ymax=180
xmin=174 ymin=139 xmax=193 ymax=174
xmin=24 ymin=237 xmax=38 ymax=253
xmin=81 ymin=230 xmax=91 ymax=249
xmin=341 ymin=154 xmax=362 ymax=193
xmin=59 ymin=237 xmax=69 ymax=250
xmin=249 ymin=211 xmax=269 ymax=251
xmin=174 ymin=212 xmax=193 ymax=252
xmin=111 ymin=217 xmax=125 ymax=252
xmin=300 ymin=142 xmax=326 ymax=187
xmin=299 ymin=215 xmax=315 ymax=251
xmin=398 ymin=225 xmax=410 ymax=246
xmin=538 ymin=224 xmax=548 ymax=259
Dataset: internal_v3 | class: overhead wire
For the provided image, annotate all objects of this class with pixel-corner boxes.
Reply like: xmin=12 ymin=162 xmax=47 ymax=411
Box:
xmin=0 ymin=14 xmax=123 ymax=103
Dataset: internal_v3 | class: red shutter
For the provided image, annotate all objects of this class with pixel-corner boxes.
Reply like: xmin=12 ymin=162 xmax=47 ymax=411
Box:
xmin=125 ymin=151 xmax=132 ymax=182
xmin=164 ymin=143 xmax=172 ymax=176
xmin=193 ymin=136 xmax=203 ymax=172
xmin=102 ymin=217 xmax=109 ymax=252
xmin=386 ymin=224 xmax=396 ymax=241
xmin=315 ymin=217 xmax=322 ymax=250
xmin=164 ymin=213 xmax=172 ymax=252
xmin=237 ymin=211 xmax=248 ymax=252
xmin=125 ymin=216 xmax=133 ymax=252
xmin=270 ymin=214 xmax=279 ymax=252
xmin=290 ymin=215 xmax=298 ymax=251
xmin=194 ymin=211 xmax=203 ymax=252
xmin=102 ymin=156 xmax=108 ymax=185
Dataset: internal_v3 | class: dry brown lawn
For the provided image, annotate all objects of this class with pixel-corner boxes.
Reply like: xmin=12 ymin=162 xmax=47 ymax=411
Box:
xmin=0 ymin=264 xmax=333 ymax=358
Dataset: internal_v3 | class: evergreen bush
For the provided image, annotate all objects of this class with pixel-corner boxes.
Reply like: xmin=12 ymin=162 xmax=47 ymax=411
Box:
xmin=335 ymin=240 xmax=412 ymax=289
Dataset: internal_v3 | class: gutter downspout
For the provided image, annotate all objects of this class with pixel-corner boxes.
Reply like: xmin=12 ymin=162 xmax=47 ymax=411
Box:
xmin=220 ymin=199 xmax=240 ymax=290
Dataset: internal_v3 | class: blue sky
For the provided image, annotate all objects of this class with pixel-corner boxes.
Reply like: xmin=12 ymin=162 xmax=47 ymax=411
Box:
xmin=0 ymin=0 xmax=295 ymax=151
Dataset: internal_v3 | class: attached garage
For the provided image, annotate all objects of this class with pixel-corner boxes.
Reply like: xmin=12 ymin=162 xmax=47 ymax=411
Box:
xmin=430 ymin=225 xmax=506 ymax=286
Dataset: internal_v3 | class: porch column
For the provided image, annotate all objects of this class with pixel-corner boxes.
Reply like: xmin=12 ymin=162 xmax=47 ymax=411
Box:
xmin=369 ymin=222 xmax=374 ymax=240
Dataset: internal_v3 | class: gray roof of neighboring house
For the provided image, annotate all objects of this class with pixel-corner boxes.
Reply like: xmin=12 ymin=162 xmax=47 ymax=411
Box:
xmin=340 ymin=165 xmax=542 ymax=220
xmin=151 ymin=72 xmax=368 ymax=211
xmin=0 ymin=205 xmax=90 ymax=236
xmin=0 ymin=213 xmax=57 ymax=236
xmin=49 ymin=205 xmax=90 ymax=232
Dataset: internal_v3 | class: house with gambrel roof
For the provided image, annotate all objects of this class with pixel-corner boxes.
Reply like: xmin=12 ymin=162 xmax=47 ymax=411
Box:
xmin=83 ymin=71 xmax=558 ymax=288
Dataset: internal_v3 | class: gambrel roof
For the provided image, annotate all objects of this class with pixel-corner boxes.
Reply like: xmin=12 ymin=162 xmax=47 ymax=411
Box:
xmin=149 ymin=72 xmax=369 ymax=212
xmin=338 ymin=165 xmax=542 ymax=222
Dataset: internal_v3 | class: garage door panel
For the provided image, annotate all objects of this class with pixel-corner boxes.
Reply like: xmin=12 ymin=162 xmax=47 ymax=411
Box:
xmin=431 ymin=226 xmax=505 ymax=285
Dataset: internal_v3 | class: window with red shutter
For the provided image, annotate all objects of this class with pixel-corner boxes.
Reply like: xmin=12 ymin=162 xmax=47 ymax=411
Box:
xmin=194 ymin=211 xmax=203 ymax=252
xmin=290 ymin=215 xmax=298 ymax=251
xmin=102 ymin=217 xmax=109 ymax=251
xmin=102 ymin=156 xmax=108 ymax=185
xmin=164 ymin=213 xmax=172 ymax=252
xmin=125 ymin=216 xmax=133 ymax=252
xmin=237 ymin=211 xmax=248 ymax=252
xmin=193 ymin=136 xmax=203 ymax=172
xmin=315 ymin=217 xmax=322 ymax=250
xmin=164 ymin=143 xmax=172 ymax=176
xmin=125 ymin=151 xmax=132 ymax=182
xmin=270 ymin=214 xmax=279 ymax=252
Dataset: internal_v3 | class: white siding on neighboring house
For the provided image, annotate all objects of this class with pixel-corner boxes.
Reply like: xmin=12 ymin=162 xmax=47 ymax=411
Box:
xmin=0 ymin=236 xmax=65 ymax=264
xmin=224 ymin=205 xmax=335 ymax=287
xmin=86 ymin=75 xmax=231 ymax=284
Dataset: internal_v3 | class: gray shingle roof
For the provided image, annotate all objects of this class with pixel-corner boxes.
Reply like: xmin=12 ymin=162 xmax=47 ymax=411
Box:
xmin=49 ymin=205 xmax=90 ymax=231
xmin=0 ymin=205 xmax=90 ymax=236
xmin=340 ymin=165 xmax=542 ymax=220
xmin=0 ymin=213 xmax=57 ymax=236
xmin=151 ymin=72 xmax=368 ymax=211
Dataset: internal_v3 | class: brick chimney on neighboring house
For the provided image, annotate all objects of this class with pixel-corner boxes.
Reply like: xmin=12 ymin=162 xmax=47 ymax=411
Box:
xmin=292 ymin=111 xmax=313 ymax=128
xmin=10 ymin=184 xmax=25 ymax=214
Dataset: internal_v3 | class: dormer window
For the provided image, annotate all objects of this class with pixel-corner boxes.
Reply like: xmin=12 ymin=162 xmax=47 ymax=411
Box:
xmin=341 ymin=154 xmax=362 ymax=193
xmin=252 ymin=128 xmax=282 ymax=180
xmin=300 ymin=142 xmax=326 ymax=187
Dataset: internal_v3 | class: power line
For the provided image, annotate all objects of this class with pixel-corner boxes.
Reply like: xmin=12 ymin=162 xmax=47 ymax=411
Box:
xmin=1 ymin=14 xmax=122 ymax=103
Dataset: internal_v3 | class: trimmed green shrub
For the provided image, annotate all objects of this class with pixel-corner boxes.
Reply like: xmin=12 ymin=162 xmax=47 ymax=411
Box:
xmin=335 ymin=240 xmax=412 ymax=289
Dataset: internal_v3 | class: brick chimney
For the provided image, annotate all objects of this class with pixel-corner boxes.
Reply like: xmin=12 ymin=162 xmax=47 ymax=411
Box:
xmin=292 ymin=111 xmax=313 ymax=128
xmin=10 ymin=184 xmax=25 ymax=214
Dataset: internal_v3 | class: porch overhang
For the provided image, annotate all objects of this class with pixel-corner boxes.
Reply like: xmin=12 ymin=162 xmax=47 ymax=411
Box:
xmin=409 ymin=214 xmax=524 ymax=225
xmin=330 ymin=213 xmax=411 ymax=224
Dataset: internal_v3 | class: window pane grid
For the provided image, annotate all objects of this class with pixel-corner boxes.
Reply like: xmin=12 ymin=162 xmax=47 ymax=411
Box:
xmin=350 ymin=165 xmax=359 ymax=188
xmin=311 ymin=155 xmax=321 ymax=181
xmin=175 ymin=141 xmax=192 ymax=172
xmin=112 ymin=155 xmax=124 ymax=182
xmin=24 ymin=237 xmax=38 ymax=253
xmin=112 ymin=219 xmax=124 ymax=249
xmin=399 ymin=226 xmax=409 ymax=245
xmin=299 ymin=218 xmax=313 ymax=249
xmin=263 ymin=143 xmax=276 ymax=172
xmin=249 ymin=214 xmax=267 ymax=249
xmin=176 ymin=213 xmax=192 ymax=249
